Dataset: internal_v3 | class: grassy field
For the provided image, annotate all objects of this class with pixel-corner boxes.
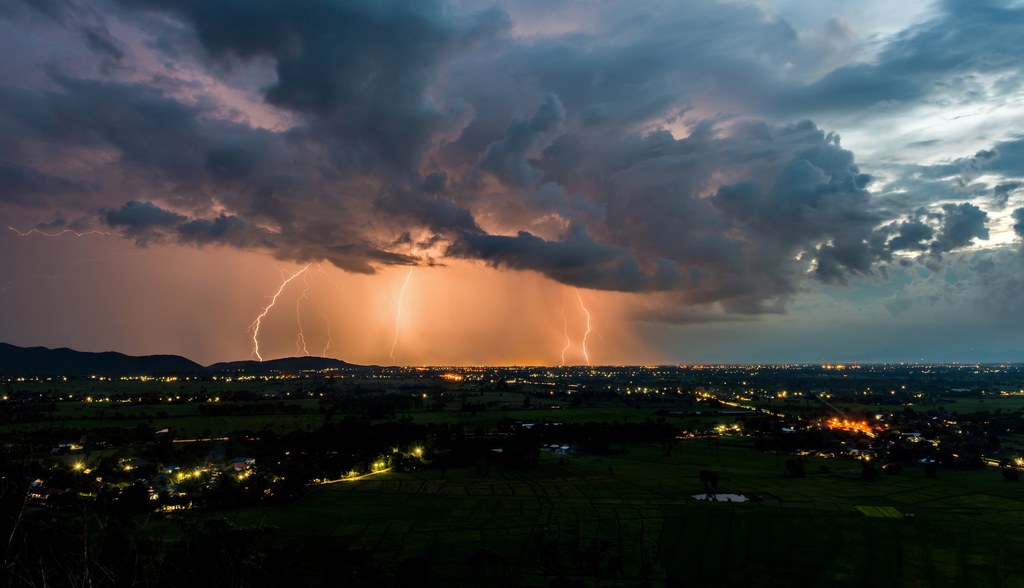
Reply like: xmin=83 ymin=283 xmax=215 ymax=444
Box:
xmin=936 ymin=396 xmax=1024 ymax=414
xmin=750 ymin=394 xmax=1024 ymax=417
xmin=4 ymin=377 xmax=319 ymax=398
xmin=4 ymin=398 xmax=328 ymax=437
xmin=399 ymin=404 xmax=679 ymax=428
xmin=207 ymin=440 xmax=1024 ymax=587
xmin=11 ymin=394 xmax=708 ymax=438
xmin=10 ymin=380 xmax=1024 ymax=586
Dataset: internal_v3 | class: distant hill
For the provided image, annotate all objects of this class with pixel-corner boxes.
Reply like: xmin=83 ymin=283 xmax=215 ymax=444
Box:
xmin=0 ymin=342 xmax=206 ymax=377
xmin=207 ymin=356 xmax=360 ymax=374
xmin=0 ymin=343 xmax=362 ymax=377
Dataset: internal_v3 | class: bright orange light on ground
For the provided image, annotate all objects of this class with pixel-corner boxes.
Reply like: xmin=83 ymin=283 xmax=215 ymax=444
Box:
xmin=824 ymin=417 xmax=876 ymax=437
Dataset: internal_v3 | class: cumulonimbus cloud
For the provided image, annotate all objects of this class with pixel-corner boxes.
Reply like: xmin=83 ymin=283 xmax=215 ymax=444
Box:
xmin=2 ymin=0 xmax=1022 ymax=322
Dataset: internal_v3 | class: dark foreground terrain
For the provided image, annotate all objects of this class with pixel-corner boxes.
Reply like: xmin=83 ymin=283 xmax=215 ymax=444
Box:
xmin=3 ymin=360 xmax=1024 ymax=587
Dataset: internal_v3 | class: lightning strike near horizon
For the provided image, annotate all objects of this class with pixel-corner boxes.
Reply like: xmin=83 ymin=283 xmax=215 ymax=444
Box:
xmin=294 ymin=272 xmax=312 ymax=357
xmin=8 ymin=226 xmax=115 ymax=238
xmin=250 ymin=264 xmax=311 ymax=362
xmin=389 ymin=268 xmax=414 ymax=365
xmin=560 ymin=309 xmax=572 ymax=366
xmin=576 ymin=288 xmax=593 ymax=366
xmin=313 ymin=265 xmax=335 ymax=357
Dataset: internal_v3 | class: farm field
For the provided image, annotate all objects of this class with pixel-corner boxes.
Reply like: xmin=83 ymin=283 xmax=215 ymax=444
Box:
xmin=3 ymin=398 xmax=328 ymax=437
xmin=4 ymin=387 xmax=711 ymax=438
xmin=7 ymin=368 xmax=1024 ymax=587
xmin=215 ymin=441 xmax=1024 ymax=587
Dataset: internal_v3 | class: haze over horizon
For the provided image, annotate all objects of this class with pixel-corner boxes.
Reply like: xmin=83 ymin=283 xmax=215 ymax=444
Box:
xmin=4 ymin=340 xmax=1021 ymax=370
xmin=2 ymin=0 xmax=1023 ymax=365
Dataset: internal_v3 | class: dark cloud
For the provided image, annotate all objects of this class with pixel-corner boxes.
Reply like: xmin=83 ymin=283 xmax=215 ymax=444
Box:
xmin=886 ymin=219 xmax=934 ymax=253
xmin=872 ymin=202 xmax=991 ymax=266
xmin=6 ymin=0 xmax=126 ymax=70
xmin=707 ymin=128 xmax=878 ymax=284
xmin=105 ymin=200 xmax=186 ymax=233
xmin=477 ymin=94 xmax=564 ymax=188
xmin=546 ymin=120 xmax=888 ymax=307
xmin=448 ymin=223 xmax=680 ymax=292
xmin=777 ymin=0 xmax=1024 ymax=115
xmin=176 ymin=214 xmax=275 ymax=249
xmin=419 ymin=171 xmax=448 ymax=195
xmin=373 ymin=191 xmax=479 ymax=235
xmin=930 ymin=203 xmax=989 ymax=255
xmin=0 ymin=71 xmax=411 ymax=270
xmin=1013 ymin=208 xmax=1024 ymax=238
xmin=0 ymin=74 xmax=207 ymax=182
xmin=985 ymin=136 xmax=1024 ymax=176
xmin=0 ymin=161 xmax=92 ymax=206
xmin=102 ymin=200 xmax=418 ymax=273
xmin=784 ymin=63 xmax=925 ymax=114
xmin=104 ymin=202 xmax=274 ymax=249
xmin=116 ymin=0 xmax=510 ymax=172
xmin=993 ymin=181 xmax=1021 ymax=208
xmin=0 ymin=0 xmax=1014 ymax=325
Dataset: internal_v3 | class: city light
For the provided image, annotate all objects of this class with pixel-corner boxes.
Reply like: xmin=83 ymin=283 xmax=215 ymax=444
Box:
xmin=824 ymin=417 xmax=876 ymax=437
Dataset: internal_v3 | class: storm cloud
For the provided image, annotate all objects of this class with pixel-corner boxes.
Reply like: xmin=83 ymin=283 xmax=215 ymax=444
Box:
xmin=2 ymin=0 xmax=1023 ymax=327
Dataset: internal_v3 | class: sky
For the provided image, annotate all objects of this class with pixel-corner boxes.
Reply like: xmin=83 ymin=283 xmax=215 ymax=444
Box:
xmin=1 ymin=0 xmax=1023 ymax=366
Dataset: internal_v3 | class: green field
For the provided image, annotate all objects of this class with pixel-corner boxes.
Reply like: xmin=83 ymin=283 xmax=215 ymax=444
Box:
xmin=936 ymin=396 xmax=1024 ymax=414
xmin=205 ymin=441 xmax=1024 ymax=587
xmin=9 ymin=378 xmax=1024 ymax=586
xmin=4 ymin=399 xmax=328 ymax=437
xmin=8 ymin=395 xmax=710 ymax=438
xmin=400 ymin=404 xmax=678 ymax=428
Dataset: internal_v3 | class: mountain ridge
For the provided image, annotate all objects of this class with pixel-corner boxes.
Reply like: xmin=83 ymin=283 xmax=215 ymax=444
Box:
xmin=0 ymin=342 xmax=362 ymax=376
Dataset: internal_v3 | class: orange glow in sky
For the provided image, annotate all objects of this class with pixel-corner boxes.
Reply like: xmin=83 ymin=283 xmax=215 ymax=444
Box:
xmin=48 ymin=241 xmax=652 ymax=366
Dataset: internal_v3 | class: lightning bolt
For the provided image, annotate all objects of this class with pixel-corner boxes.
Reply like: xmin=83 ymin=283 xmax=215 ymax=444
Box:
xmin=560 ymin=309 xmax=572 ymax=367
xmin=576 ymin=288 xmax=593 ymax=366
xmin=389 ymin=268 xmax=414 ymax=365
xmin=4 ymin=226 xmax=129 ymax=296
xmin=250 ymin=264 xmax=311 ymax=361
xmin=314 ymin=265 xmax=342 ymax=357
xmin=8 ymin=226 xmax=114 ymax=238
xmin=313 ymin=266 xmax=337 ymax=356
xmin=294 ymin=272 xmax=312 ymax=357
